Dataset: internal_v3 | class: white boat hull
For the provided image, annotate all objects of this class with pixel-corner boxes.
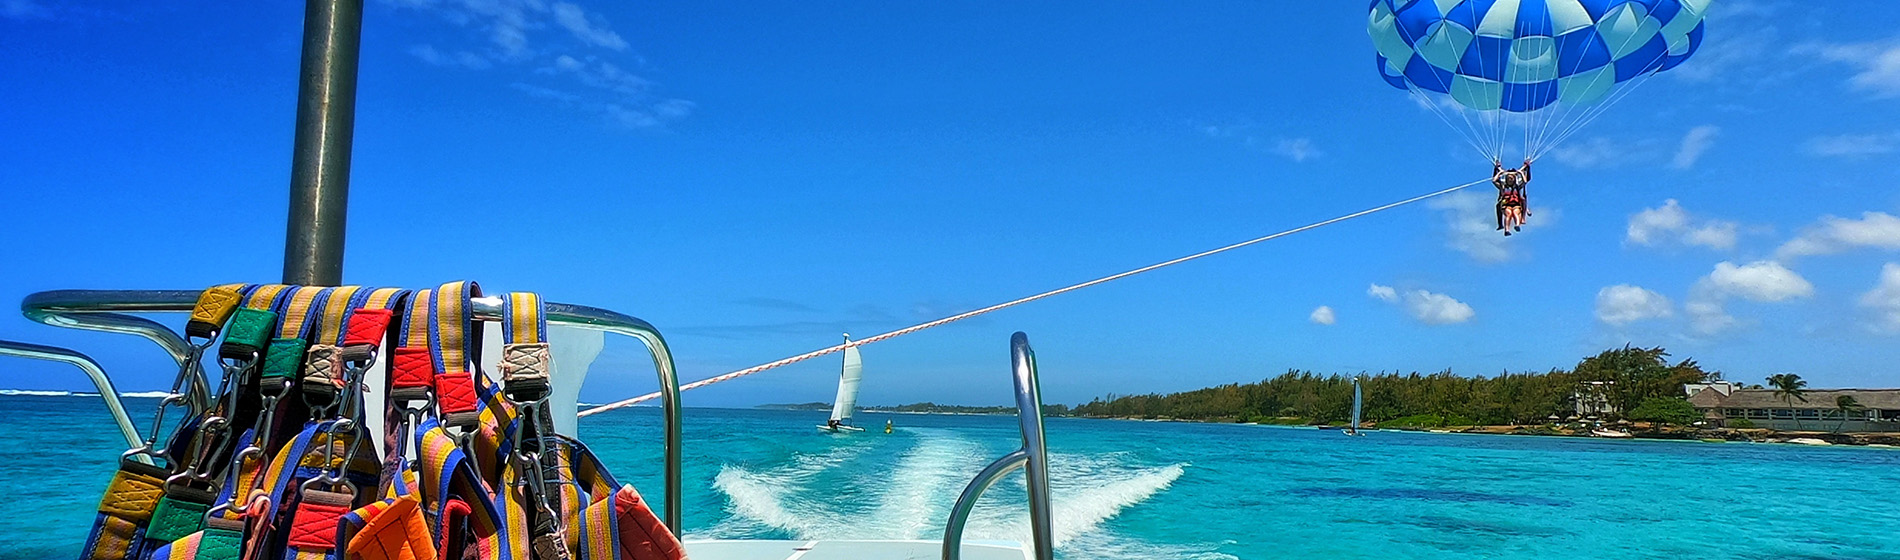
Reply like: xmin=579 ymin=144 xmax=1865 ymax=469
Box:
xmin=817 ymin=424 xmax=866 ymax=433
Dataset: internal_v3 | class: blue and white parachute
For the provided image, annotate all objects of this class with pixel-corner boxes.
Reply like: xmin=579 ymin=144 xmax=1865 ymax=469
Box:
xmin=1368 ymin=0 xmax=1710 ymax=161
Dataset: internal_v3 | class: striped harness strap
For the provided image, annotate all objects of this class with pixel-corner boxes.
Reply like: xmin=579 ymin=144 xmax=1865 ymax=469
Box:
xmin=78 ymin=285 xmax=247 ymax=560
xmin=432 ymin=281 xmax=484 ymax=432
xmin=141 ymin=285 xmax=293 ymax=552
xmin=495 ymin=293 xmax=577 ymax=560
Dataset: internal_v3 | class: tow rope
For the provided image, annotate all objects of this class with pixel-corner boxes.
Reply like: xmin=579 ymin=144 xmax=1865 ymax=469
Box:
xmin=80 ymin=282 xmax=685 ymax=560
xmin=580 ymin=178 xmax=1489 ymax=416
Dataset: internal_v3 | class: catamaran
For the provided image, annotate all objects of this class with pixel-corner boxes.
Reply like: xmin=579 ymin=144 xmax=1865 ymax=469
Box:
xmin=818 ymin=334 xmax=867 ymax=433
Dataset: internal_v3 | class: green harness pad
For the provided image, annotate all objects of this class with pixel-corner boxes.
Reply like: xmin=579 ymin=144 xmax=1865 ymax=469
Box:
xmin=145 ymin=489 xmax=214 ymax=543
xmin=261 ymin=338 xmax=310 ymax=380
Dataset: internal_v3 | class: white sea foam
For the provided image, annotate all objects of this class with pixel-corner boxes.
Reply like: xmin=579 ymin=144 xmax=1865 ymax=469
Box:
xmin=965 ymin=453 xmax=1188 ymax=546
xmin=705 ymin=434 xmax=1192 ymax=553
xmin=865 ymin=430 xmax=987 ymax=539
xmin=0 ymin=389 xmax=72 ymax=396
xmin=701 ymin=441 xmax=873 ymax=539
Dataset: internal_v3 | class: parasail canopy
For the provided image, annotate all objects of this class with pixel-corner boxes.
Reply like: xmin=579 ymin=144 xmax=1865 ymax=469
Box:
xmin=1368 ymin=0 xmax=1710 ymax=162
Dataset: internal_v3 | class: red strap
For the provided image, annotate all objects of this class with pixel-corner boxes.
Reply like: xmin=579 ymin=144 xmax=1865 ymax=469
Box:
xmin=390 ymin=347 xmax=435 ymax=390
xmin=441 ymin=498 xmax=472 ymax=556
xmin=437 ymin=373 xmax=479 ymax=417
xmin=344 ymin=308 xmax=393 ymax=348
xmin=287 ymin=490 xmax=354 ymax=549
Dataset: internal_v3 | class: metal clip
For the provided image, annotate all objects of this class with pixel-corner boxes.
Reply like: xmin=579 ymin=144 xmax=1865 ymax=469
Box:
xmin=123 ymin=337 xmax=216 ymax=468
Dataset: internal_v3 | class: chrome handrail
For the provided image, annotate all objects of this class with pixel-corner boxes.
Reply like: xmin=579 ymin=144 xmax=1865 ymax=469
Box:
xmin=0 ymin=340 xmax=147 ymax=461
xmin=18 ymin=288 xmax=684 ymax=531
xmin=21 ymin=294 xmax=210 ymax=414
xmin=943 ymin=331 xmax=1054 ymax=560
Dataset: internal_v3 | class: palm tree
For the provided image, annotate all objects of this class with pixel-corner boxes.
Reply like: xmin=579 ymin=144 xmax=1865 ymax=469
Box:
xmin=1835 ymin=395 xmax=1864 ymax=433
xmin=1767 ymin=373 xmax=1808 ymax=430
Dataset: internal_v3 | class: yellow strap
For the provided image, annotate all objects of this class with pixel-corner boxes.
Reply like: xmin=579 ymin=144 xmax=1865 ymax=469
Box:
xmin=404 ymin=289 xmax=433 ymax=349
xmin=312 ymin=286 xmax=362 ymax=344
xmin=245 ymin=284 xmax=293 ymax=310
xmin=507 ymin=292 xmax=541 ymax=345
xmin=187 ymin=284 xmax=247 ymax=330
xmin=278 ymin=286 xmax=328 ymax=339
xmin=434 ymin=282 xmax=474 ymax=374
xmin=364 ymin=287 xmax=405 ymax=311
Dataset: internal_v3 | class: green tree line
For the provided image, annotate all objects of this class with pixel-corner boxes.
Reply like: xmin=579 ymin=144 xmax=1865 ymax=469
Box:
xmin=1071 ymin=346 xmax=1719 ymax=426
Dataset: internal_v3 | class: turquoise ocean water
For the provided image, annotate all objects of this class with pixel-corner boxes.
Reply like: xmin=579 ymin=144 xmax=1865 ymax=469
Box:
xmin=9 ymin=393 xmax=1900 ymax=559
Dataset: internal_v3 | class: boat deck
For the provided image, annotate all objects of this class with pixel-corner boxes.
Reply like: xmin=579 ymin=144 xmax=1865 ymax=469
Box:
xmin=685 ymin=539 xmax=1030 ymax=560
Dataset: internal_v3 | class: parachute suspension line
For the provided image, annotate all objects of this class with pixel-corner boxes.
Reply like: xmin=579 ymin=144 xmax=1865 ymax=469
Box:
xmin=577 ymin=178 xmax=1492 ymax=417
xmin=1405 ymin=83 xmax=1491 ymax=161
xmin=1487 ymin=37 xmax=1509 ymax=162
xmin=1528 ymin=24 xmax=1668 ymax=162
xmin=1536 ymin=67 xmax=1665 ymax=161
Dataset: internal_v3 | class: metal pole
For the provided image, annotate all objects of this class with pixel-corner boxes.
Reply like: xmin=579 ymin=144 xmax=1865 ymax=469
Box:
xmin=282 ymin=0 xmax=363 ymax=286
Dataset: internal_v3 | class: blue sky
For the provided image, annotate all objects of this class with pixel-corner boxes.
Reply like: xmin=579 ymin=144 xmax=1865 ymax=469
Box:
xmin=3 ymin=1 xmax=1899 ymax=408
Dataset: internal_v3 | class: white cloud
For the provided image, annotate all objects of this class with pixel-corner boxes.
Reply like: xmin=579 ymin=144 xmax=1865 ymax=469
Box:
xmin=1859 ymin=263 xmax=1900 ymax=332
xmin=1804 ymin=132 xmax=1900 ymax=159
xmin=1271 ymin=138 xmax=1321 ymax=162
xmin=1428 ymin=190 xmax=1522 ymax=263
xmin=1366 ymin=284 xmax=1397 ymax=303
xmin=1775 ymin=212 xmax=1900 ymax=259
xmin=1308 ymin=306 xmax=1336 ymax=326
xmin=1595 ymin=285 xmax=1673 ymax=325
xmin=386 ymin=0 xmax=688 ymax=129
xmin=1808 ymin=39 xmax=1900 ymax=98
xmin=1402 ymin=290 xmax=1475 ymax=325
xmin=409 ymin=44 xmax=493 ymax=70
xmin=1686 ymin=260 xmax=1813 ymax=335
xmin=1706 ymin=261 xmax=1814 ymax=302
xmin=1685 ymin=299 xmax=1740 ymax=335
xmin=1672 ymin=126 xmax=1719 ymax=169
xmin=1625 ymin=199 xmax=1738 ymax=251
xmin=1368 ymin=285 xmax=1474 ymax=325
xmin=1 ymin=0 xmax=49 ymax=19
xmin=551 ymin=1 xmax=628 ymax=51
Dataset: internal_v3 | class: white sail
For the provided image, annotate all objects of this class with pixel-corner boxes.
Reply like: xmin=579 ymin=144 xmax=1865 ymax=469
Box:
xmin=829 ymin=344 xmax=863 ymax=423
xmin=1351 ymin=378 xmax=1363 ymax=431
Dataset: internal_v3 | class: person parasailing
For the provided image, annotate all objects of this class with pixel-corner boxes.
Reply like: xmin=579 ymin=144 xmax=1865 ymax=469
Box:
xmin=1493 ymin=159 xmax=1531 ymax=236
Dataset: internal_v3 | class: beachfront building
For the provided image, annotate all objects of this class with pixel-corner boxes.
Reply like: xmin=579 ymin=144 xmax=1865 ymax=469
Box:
xmin=1687 ymin=387 xmax=1900 ymax=432
xmin=1573 ymin=381 xmax=1616 ymax=420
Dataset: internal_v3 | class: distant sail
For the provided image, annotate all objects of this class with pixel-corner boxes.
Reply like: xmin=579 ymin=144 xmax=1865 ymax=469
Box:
xmin=830 ymin=343 xmax=863 ymax=424
xmin=1350 ymin=378 xmax=1363 ymax=432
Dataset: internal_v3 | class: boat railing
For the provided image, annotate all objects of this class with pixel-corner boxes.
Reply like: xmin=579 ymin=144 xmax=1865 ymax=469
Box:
xmin=14 ymin=288 xmax=685 ymax=531
xmin=942 ymin=331 xmax=1054 ymax=560
xmin=0 ymin=340 xmax=147 ymax=459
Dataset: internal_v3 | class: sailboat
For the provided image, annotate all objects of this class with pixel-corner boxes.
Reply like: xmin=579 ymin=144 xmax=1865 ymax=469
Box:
xmin=1344 ymin=376 xmax=1366 ymax=437
xmin=818 ymin=334 xmax=867 ymax=432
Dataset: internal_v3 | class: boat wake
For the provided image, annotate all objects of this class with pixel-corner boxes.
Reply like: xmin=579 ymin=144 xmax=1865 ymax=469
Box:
xmin=702 ymin=429 xmax=1219 ymax=557
xmin=703 ymin=439 xmax=873 ymax=539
